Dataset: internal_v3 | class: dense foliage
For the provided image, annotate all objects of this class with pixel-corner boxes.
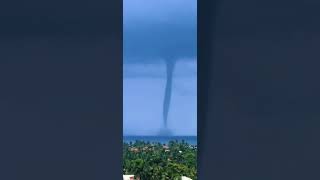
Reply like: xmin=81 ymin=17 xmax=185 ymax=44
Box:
xmin=123 ymin=140 xmax=197 ymax=180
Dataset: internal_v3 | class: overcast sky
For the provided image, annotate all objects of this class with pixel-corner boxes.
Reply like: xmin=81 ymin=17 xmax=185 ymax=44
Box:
xmin=123 ymin=0 xmax=197 ymax=136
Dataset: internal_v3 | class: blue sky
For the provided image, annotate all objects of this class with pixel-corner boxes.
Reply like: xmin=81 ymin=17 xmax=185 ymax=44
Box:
xmin=123 ymin=0 xmax=197 ymax=136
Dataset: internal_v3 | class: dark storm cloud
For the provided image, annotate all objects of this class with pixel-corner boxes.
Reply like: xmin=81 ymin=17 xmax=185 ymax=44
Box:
xmin=123 ymin=0 xmax=197 ymax=64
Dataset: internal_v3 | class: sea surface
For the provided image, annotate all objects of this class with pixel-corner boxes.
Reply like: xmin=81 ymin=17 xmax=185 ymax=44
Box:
xmin=123 ymin=136 xmax=197 ymax=145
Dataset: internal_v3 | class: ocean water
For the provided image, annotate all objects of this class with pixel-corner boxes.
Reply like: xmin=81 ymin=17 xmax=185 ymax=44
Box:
xmin=123 ymin=136 xmax=197 ymax=145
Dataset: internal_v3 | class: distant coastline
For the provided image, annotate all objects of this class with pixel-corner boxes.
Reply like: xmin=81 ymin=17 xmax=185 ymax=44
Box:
xmin=123 ymin=135 xmax=197 ymax=145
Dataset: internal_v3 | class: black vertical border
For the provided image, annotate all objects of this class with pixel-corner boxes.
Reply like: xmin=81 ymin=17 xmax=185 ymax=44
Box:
xmin=0 ymin=0 xmax=123 ymax=179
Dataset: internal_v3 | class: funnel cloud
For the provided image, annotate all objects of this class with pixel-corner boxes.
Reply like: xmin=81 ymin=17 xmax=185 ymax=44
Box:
xmin=124 ymin=0 xmax=196 ymax=136
xmin=163 ymin=60 xmax=176 ymax=128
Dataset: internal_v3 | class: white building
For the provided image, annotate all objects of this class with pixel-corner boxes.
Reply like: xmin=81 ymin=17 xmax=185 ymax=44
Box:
xmin=181 ymin=176 xmax=192 ymax=180
xmin=123 ymin=175 xmax=134 ymax=180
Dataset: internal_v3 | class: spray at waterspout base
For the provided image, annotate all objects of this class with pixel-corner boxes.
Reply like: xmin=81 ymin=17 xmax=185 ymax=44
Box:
xmin=158 ymin=127 xmax=174 ymax=136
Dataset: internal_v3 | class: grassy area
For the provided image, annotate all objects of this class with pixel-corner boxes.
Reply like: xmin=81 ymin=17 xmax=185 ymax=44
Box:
xmin=123 ymin=140 xmax=197 ymax=180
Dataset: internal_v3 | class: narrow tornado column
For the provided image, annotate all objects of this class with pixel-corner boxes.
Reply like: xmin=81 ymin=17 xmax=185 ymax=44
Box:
xmin=162 ymin=59 xmax=176 ymax=129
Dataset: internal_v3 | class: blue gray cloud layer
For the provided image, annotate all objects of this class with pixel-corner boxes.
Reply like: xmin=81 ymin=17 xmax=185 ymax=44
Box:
xmin=124 ymin=0 xmax=197 ymax=63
